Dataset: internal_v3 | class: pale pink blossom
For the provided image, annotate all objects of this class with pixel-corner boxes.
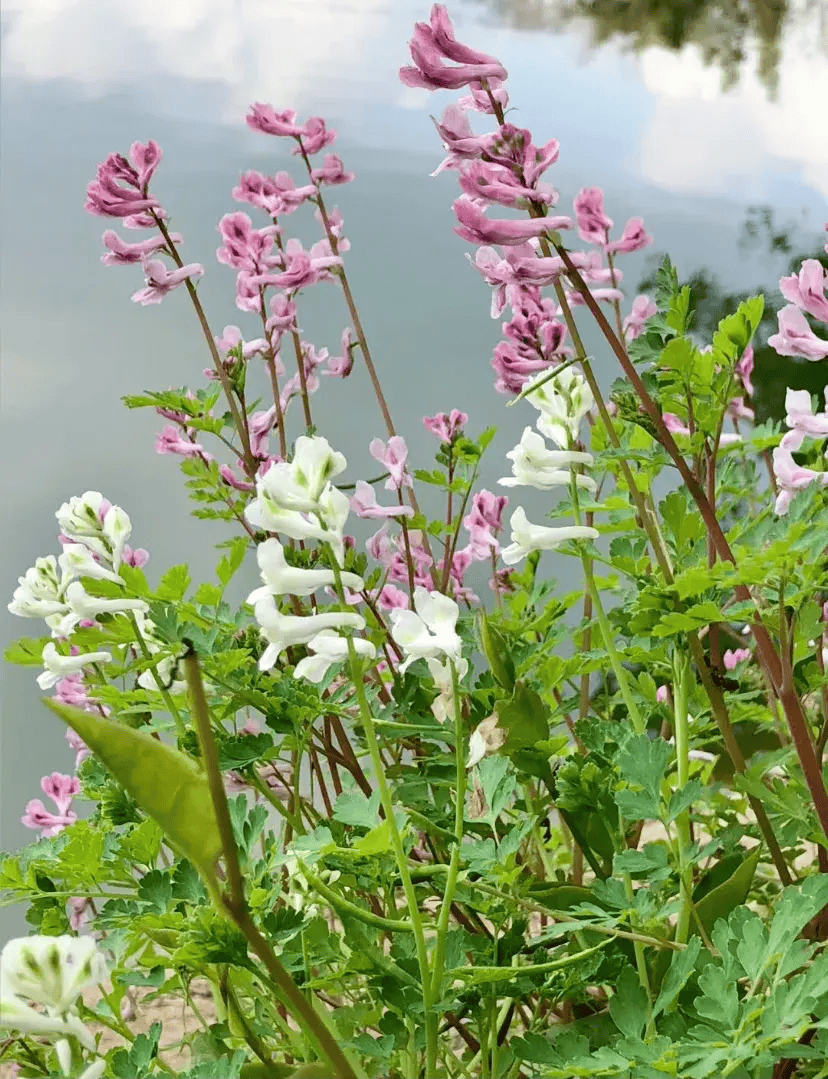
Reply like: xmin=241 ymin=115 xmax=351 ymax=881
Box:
xmin=463 ymin=490 xmax=508 ymax=559
xmin=574 ymin=187 xmax=613 ymax=244
xmin=423 ymin=410 xmax=468 ymax=443
xmin=457 ymin=77 xmax=509 ymax=114
xmin=266 ymin=293 xmax=299 ymax=336
xmin=723 ymin=648 xmax=751 ymax=670
xmin=400 ymin=4 xmax=507 ymax=90
xmin=351 ymin=480 xmax=414 ymax=519
xmin=772 ymin=428 xmax=828 ymax=514
xmin=325 ymin=328 xmax=354 ymax=377
xmin=155 ymin=425 xmax=207 ymax=457
xmin=246 ymin=105 xmax=304 ymax=137
xmin=784 ymin=388 xmax=828 ymax=437
xmin=369 ymin=436 xmax=413 ymax=491
xmin=121 ymin=545 xmax=149 ymax=568
xmin=453 ymin=197 xmax=571 ymax=246
xmin=779 ymin=259 xmax=828 ymax=322
xmin=101 ymin=230 xmax=181 ymax=265
xmin=311 ymin=154 xmax=354 ymax=186
xmin=21 ymin=774 xmax=80 ymax=838
xmin=606 ymin=217 xmax=652 ymax=255
xmin=656 ymin=685 xmax=669 ymax=703
xmin=295 ymin=116 xmax=337 ymax=156
xmin=132 ymin=259 xmax=203 ymax=305
xmin=220 ymin=465 xmax=255 ymax=491
xmin=768 ymin=305 xmax=828 ymax=360
xmin=623 ymin=295 xmax=657 ymax=341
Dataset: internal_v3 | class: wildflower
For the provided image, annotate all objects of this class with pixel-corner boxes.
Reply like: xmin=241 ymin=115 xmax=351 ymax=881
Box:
xmin=369 ymin=436 xmax=413 ymax=491
xmin=389 ymin=587 xmax=462 ymax=673
xmin=37 ymin=642 xmax=112 ymax=690
xmin=101 ymin=229 xmax=181 ymax=265
xmin=294 ymin=631 xmax=377 ymax=683
xmin=399 ymin=4 xmax=508 ymax=90
xmin=453 ymin=197 xmax=572 ymax=247
xmin=784 ymin=388 xmax=828 ymax=437
xmin=574 ymin=187 xmax=613 ymax=245
xmin=350 ymin=481 xmax=415 ymax=519
xmin=247 ymin=539 xmax=364 ymax=601
xmin=500 ymin=507 xmax=598 ymax=566
xmin=499 ymin=427 xmax=596 ymax=491
xmin=605 ymin=217 xmax=652 ymax=255
xmin=462 ymin=490 xmax=508 ymax=559
xmin=522 ymin=367 xmax=594 ymax=448
xmin=423 ymin=410 xmax=468 ymax=443
xmin=131 ymin=258 xmax=204 ymax=305
xmin=768 ymin=305 xmax=828 ymax=360
xmin=623 ymin=295 xmax=657 ymax=341
xmin=779 ymin=259 xmax=828 ymax=322
xmin=21 ymin=773 xmax=80 ymax=838
xmin=723 ymin=648 xmax=751 ymax=670
xmin=467 ymin=714 xmax=505 ymax=768
xmin=252 ymin=598 xmax=366 ymax=672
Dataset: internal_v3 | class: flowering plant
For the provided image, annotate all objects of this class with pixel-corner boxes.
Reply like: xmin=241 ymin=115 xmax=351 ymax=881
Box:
xmin=3 ymin=7 xmax=828 ymax=1078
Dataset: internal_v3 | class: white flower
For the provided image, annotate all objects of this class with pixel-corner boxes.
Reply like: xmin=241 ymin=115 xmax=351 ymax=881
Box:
xmin=8 ymin=556 xmax=68 ymax=620
xmin=294 ymin=631 xmax=376 ymax=683
xmin=0 ymin=993 xmax=96 ymax=1051
xmin=0 ymin=936 xmax=107 ymax=1014
xmin=55 ymin=492 xmax=133 ymax=569
xmin=37 ymin=642 xmax=112 ymax=690
xmin=427 ymin=656 xmax=469 ymax=724
xmin=467 ymin=714 xmax=506 ymax=768
xmin=498 ymin=427 xmax=596 ymax=492
xmin=102 ymin=506 xmax=132 ymax=570
xmin=58 ymin=544 xmax=123 ymax=586
xmin=523 ymin=367 xmax=594 ymax=448
xmin=389 ymin=587 xmax=462 ymax=673
xmin=246 ymin=472 xmax=351 ymax=563
xmin=52 ymin=581 xmax=149 ymax=637
xmin=291 ymin=435 xmax=347 ymax=503
xmin=500 ymin=507 xmax=599 ymax=566
xmin=253 ymin=596 xmax=365 ymax=671
xmin=247 ymin=539 xmax=364 ymax=603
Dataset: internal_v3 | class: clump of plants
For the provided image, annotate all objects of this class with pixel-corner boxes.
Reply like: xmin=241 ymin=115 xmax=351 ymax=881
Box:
xmin=3 ymin=6 xmax=828 ymax=1077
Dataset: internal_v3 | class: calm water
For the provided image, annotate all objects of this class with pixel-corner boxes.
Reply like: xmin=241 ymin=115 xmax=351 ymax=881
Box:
xmin=1 ymin=0 xmax=826 ymax=936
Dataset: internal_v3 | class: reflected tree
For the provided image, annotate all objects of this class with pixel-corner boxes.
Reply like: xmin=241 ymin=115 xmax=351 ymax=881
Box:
xmin=637 ymin=205 xmax=828 ymax=424
xmin=482 ymin=0 xmax=826 ymax=95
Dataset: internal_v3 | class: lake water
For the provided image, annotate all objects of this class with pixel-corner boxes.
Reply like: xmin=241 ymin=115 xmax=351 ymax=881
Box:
xmin=1 ymin=0 xmax=826 ymax=936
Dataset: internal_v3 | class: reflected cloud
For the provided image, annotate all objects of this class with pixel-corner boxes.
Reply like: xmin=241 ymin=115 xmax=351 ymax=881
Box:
xmin=637 ymin=39 xmax=828 ymax=198
xmin=2 ymin=0 xmax=397 ymax=119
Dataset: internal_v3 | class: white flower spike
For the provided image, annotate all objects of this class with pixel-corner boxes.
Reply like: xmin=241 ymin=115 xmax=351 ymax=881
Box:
xmin=523 ymin=367 xmax=594 ymax=448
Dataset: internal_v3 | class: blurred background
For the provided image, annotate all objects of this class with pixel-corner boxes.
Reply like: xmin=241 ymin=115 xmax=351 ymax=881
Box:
xmin=2 ymin=0 xmax=827 ymax=938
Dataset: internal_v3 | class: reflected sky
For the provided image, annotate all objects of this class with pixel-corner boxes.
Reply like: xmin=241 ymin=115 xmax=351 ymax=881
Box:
xmin=1 ymin=0 xmax=826 ymax=935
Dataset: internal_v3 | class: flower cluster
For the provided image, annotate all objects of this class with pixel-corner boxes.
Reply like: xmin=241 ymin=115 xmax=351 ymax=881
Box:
xmin=245 ymin=436 xmax=376 ymax=681
xmin=772 ymin=387 xmax=828 ymax=514
xmin=769 ymin=257 xmax=828 ymax=360
xmin=400 ymin=5 xmax=653 ymax=397
xmin=0 ymin=935 xmax=107 ymax=1078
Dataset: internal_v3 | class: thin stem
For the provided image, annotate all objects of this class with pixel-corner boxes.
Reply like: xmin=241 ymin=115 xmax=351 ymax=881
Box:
xmin=126 ymin=612 xmax=185 ymax=738
xmin=671 ymin=650 xmax=693 ymax=945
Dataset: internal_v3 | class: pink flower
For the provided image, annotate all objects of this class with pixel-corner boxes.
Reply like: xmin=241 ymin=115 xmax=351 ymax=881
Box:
xmin=220 ymin=464 xmax=255 ymax=491
xmin=457 ymin=160 xmax=556 ymax=209
xmin=311 ymin=154 xmax=355 ymax=186
xmin=325 ymin=328 xmax=355 ymax=378
xmin=155 ymin=425 xmax=206 ymax=457
xmin=246 ymin=105 xmax=304 ymax=137
xmin=216 ymin=212 xmax=279 ymax=272
xmin=574 ymin=187 xmax=613 ymax=245
xmin=400 ymin=4 xmax=508 ymax=91
xmin=453 ymin=197 xmax=572 ymax=246
xmin=132 ymin=259 xmax=203 ymax=305
xmin=432 ymin=105 xmax=498 ymax=174
xmin=267 ymin=294 xmax=299 ymax=336
xmin=606 ymin=217 xmax=652 ymax=255
xmin=68 ymin=896 xmax=92 ymax=932
xmin=779 ymin=259 xmax=828 ymax=322
xmin=121 ymin=544 xmax=150 ymax=568
xmin=768 ymin=305 xmax=828 ymax=360
xmin=249 ymin=407 xmax=277 ymax=458
xmin=656 ymin=685 xmax=669 ymax=703
xmin=369 ymin=436 xmax=413 ymax=491
xmin=723 ymin=648 xmax=751 ymax=670
xmin=457 ymin=77 xmax=509 ymax=114
xmin=423 ymin=410 xmax=468 ymax=443
xmin=85 ymin=150 xmax=163 ymax=218
xmin=463 ymin=490 xmax=508 ymax=559
xmin=772 ymin=428 xmax=828 ymax=514
xmin=22 ymin=773 xmax=80 ymax=838
xmin=623 ymin=295 xmax=657 ymax=340
xmin=296 ymin=117 xmax=337 ymax=156
xmin=784 ymin=388 xmax=828 ymax=437
xmin=101 ymin=229 xmax=182 ymax=266
xmin=351 ymin=480 xmax=415 ymax=519
xmin=735 ymin=344 xmax=754 ymax=397
xmin=377 ymin=584 xmax=409 ymax=611
xmin=129 ymin=140 xmax=163 ymax=189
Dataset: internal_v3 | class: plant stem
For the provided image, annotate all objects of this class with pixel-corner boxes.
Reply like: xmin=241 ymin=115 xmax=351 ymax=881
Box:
xmin=183 ymin=645 xmax=362 ymax=1079
xmin=126 ymin=612 xmax=186 ymax=738
xmin=671 ymin=650 xmax=693 ymax=945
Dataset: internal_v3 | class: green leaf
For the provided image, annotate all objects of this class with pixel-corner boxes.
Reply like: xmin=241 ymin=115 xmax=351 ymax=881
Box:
xmin=44 ymin=699 xmax=222 ymax=888
xmin=694 ymin=847 xmax=760 ymax=939
xmin=111 ymin=1021 xmax=162 ymax=1078
xmin=609 ymin=965 xmax=648 ymax=1039
xmin=695 ymin=964 xmax=739 ymax=1030
xmin=217 ymin=732 xmax=274 ymax=771
xmin=333 ymin=787 xmax=381 ymax=831
xmin=5 ymin=636 xmax=50 ymax=666
xmin=217 ymin=536 xmax=248 ymax=587
xmin=667 ymin=779 xmax=703 ymax=823
xmin=652 ymin=937 xmax=701 ymax=1019
xmin=495 ymin=682 xmax=553 ymax=782
xmin=137 ymin=869 xmax=173 ymax=912
xmin=155 ymin=564 xmax=191 ymax=602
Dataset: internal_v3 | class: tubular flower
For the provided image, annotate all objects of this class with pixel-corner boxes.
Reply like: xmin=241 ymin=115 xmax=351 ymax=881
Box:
xmin=499 ymin=427 xmax=596 ymax=492
xmin=500 ymin=507 xmax=598 ymax=566
xmin=247 ymin=539 xmax=364 ymax=602
xmin=522 ymin=367 xmax=594 ymax=448
xmin=389 ymin=587 xmax=463 ymax=673
xmin=36 ymin=643 xmax=112 ymax=690
xmin=293 ymin=631 xmax=377 ymax=683
xmin=252 ymin=598 xmax=365 ymax=672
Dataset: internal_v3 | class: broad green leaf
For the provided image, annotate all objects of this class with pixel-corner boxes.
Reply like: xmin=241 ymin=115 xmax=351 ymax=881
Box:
xmin=44 ymin=699 xmax=222 ymax=888
xmin=694 ymin=847 xmax=760 ymax=939
xmin=652 ymin=937 xmax=702 ymax=1019
xmin=156 ymin=563 xmax=191 ymax=602
xmin=333 ymin=787 xmax=381 ymax=831
xmin=609 ymin=965 xmax=648 ymax=1039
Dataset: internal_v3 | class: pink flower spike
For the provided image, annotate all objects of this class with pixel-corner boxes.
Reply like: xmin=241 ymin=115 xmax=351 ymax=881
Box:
xmin=369 ymin=436 xmax=413 ymax=491
xmin=606 ymin=217 xmax=653 ymax=255
xmin=132 ymin=259 xmax=203 ymax=305
xmin=453 ymin=198 xmax=572 ymax=246
xmin=423 ymin=410 xmax=468 ymax=443
xmin=784 ymin=388 xmax=828 ymax=437
xmin=769 ymin=305 xmax=828 ymax=360
xmin=41 ymin=773 xmax=80 ymax=816
xmin=155 ymin=425 xmax=207 ymax=457
xmin=723 ymin=648 xmax=751 ymax=670
xmin=219 ymin=464 xmax=255 ymax=491
xmin=400 ymin=14 xmax=507 ymax=91
xmin=574 ymin=187 xmax=613 ymax=245
xmin=351 ymin=480 xmax=415 ymax=519
xmin=779 ymin=259 xmax=828 ymax=322
xmin=130 ymin=140 xmax=163 ymax=189
xmin=378 ymin=584 xmax=409 ymax=611
xmin=101 ymin=230 xmax=182 ymax=266
xmin=246 ymin=104 xmax=303 ymax=137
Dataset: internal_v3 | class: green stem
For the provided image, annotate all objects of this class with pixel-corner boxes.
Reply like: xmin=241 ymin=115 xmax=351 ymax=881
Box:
xmin=126 ymin=612 xmax=186 ymax=738
xmin=671 ymin=650 xmax=693 ymax=946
